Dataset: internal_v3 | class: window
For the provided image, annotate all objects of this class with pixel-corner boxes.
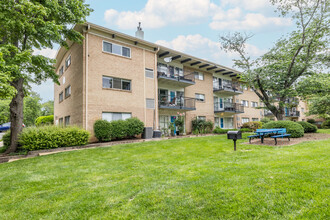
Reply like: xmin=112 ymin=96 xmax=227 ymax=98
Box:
xmin=236 ymin=99 xmax=239 ymax=103
xmin=102 ymin=112 xmax=132 ymax=122
xmin=146 ymin=98 xmax=155 ymax=109
xmin=159 ymin=115 xmax=169 ymax=131
xmin=65 ymin=85 xmax=71 ymax=98
xmin=59 ymin=66 xmax=64 ymax=76
xmin=301 ymin=108 xmax=305 ymax=113
xmin=102 ymin=76 xmax=131 ymax=91
xmin=63 ymin=76 xmax=65 ymax=85
xmin=145 ymin=68 xmax=154 ymax=78
xmin=242 ymin=117 xmax=250 ymax=123
xmin=59 ymin=91 xmax=63 ymax=102
xmin=103 ymin=41 xmax=131 ymax=58
xmin=252 ymin=118 xmax=259 ymax=121
xmin=251 ymin=102 xmax=258 ymax=107
xmin=197 ymin=116 xmax=206 ymax=121
xmin=64 ymin=116 xmax=70 ymax=126
xmin=59 ymin=118 xmax=63 ymax=126
xmin=195 ymin=93 xmax=205 ymax=102
xmin=241 ymin=100 xmax=249 ymax=107
xmin=65 ymin=55 xmax=71 ymax=68
xmin=194 ymin=72 xmax=204 ymax=80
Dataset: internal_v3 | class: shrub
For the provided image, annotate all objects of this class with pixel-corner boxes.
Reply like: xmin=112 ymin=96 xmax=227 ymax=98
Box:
xmin=126 ymin=117 xmax=144 ymax=137
xmin=261 ymin=118 xmax=271 ymax=124
xmin=213 ymin=127 xmax=238 ymax=134
xmin=18 ymin=126 xmax=90 ymax=151
xmin=0 ymin=131 xmax=11 ymax=153
xmin=262 ymin=120 xmax=304 ymax=138
xmin=242 ymin=121 xmax=262 ymax=131
xmin=110 ymin=120 xmax=128 ymax=140
xmin=321 ymin=120 xmax=330 ymax=129
xmin=94 ymin=120 xmax=112 ymax=142
xmin=240 ymin=128 xmax=253 ymax=133
xmin=35 ymin=115 xmax=54 ymax=126
xmin=307 ymin=119 xmax=316 ymax=124
xmin=192 ymin=117 xmax=213 ymax=134
xmin=296 ymin=121 xmax=317 ymax=133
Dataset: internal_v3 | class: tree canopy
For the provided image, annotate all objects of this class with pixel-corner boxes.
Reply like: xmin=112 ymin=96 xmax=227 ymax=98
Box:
xmin=220 ymin=0 xmax=329 ymax=120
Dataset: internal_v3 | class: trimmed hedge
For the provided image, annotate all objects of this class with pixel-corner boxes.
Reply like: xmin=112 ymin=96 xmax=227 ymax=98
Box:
xmin=321 ymin=120 xmax=330 ymax=129
xmin=93 ymin=117 xmax=145 ymax=142
xmin=296 ymin=121 xmax=317 ymax=133
xmin=242 ymin=121 xmax=262 ymax=131
xmin=35 ymin=115 xmax=54 ymax=126
xmin=18 ymin=126 xmax=90 ymax=151
xmin=262 ymin=121 xmax=304 ymax=138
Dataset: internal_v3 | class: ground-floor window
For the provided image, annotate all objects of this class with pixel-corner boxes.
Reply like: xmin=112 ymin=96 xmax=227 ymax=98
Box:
xmin=102 ymin=112 xmax=131 ymax=122
xmin=159 ymin=115 xmax=170 ymax=131
xmin=197 ymin=116 xmax=206 ymax=121
xmin=214 ymin=117 xmax=233 ymax=129
xmin=242 ymin=117 xmax=249 ymax=124
xmin=252 ymin=118 xmax=259 ymax=121
xmin=64 ymin=116 xmax=70 ymax=126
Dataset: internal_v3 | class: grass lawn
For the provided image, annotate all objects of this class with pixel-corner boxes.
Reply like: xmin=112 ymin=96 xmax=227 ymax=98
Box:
xmin=0 ymin=131 xmax=329 ymax=219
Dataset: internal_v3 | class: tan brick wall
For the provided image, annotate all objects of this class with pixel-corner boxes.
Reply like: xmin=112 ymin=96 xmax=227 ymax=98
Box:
xmin=54 ymin=42 xmax=84 ymax=127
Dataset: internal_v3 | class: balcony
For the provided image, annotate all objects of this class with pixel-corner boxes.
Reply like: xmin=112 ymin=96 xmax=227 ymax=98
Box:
xmin=286 ymin=111 xmax=300 ymax=117
xmin=159 ymin=94 xmax=196 ymax=111
xmin=285 ymin=98 xmax=299 ymax=106
xmin=213 ymin=81 xmax=243 ymax=95
xmin=214 ymin=102 xmax=244 ymax=114
xmin=157 ymin=71 xmax=195 ymax=87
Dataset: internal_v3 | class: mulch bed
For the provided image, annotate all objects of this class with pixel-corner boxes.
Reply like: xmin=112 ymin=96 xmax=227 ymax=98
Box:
xmin=244 ymin=133 xmax=330 ymax=146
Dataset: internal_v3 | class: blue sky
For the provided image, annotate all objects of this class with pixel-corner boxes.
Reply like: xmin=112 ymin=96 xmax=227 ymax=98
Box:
xmin=33 ymin=0 xmax=295 ymax=101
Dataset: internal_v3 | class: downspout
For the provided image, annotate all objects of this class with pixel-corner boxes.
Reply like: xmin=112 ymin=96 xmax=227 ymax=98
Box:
xmin=154 ymin=47 xmax=160 ymax=130
xmin=84 ymin=24 xmax=90 ymax=130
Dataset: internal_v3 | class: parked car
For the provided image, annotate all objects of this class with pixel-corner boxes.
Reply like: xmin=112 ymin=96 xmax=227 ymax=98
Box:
xmin=0 ymin=122 xmax=25 ymax=132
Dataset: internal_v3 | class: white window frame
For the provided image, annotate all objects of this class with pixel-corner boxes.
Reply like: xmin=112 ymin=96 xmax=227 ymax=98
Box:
xmin=65 ymin=85 xmax=71 ymax=98
xmin=242 ymin=117 xmax=250 ymax=123
xmin=102 ymin=40 xmax=131 ymax=58
xmin=197 ymin=116 xmax=206 ymax=121
xmin=65 ymin=55 xmax=71 ymax=68
xmin=194 ymin=72 xmax=204 ymax=80
xmin=195 ymin=93 xmax=205 ymax=102
xmin=241 ymin=100 xmax=249 ymax=107
xmin=252 ymin=101 xmax=258 ymax=108
xmin=102 ymin=112 xmax=132 ymax=122
xmin=102 ymin=76 xmax=131 ymax=91
xmin=59 ymin=66 xmax=64 ymax=76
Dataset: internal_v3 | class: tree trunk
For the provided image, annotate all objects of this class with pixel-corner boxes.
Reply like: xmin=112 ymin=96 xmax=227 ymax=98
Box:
xmin=5 ymin=78 xmax=24 ymax=154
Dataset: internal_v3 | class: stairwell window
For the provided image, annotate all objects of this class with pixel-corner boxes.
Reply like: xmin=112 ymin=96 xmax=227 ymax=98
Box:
xmin=145 ymin=68 xmax=154 ymax=78
xmin=65 ymin=85 xmax=71 ymax=98
xmin=59 ymin=66 xmax=64 ymax=77
xmin=65 ymin=55 xmax=71 ymax=69
xmin=103 ymin=76 xmax=131 ymax=91
xmin=103 ymin=41 xmax=131 ymax=58
xmin=59 ymin=91 xmax=63 ymax=103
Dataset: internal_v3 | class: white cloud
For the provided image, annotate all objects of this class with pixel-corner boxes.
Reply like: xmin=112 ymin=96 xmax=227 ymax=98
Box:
xmin=156 ymin=34 xmax=266 ymax=67
xmin=104 ymin=0 xmax=292 ymax=31
xmin=33 ymin=48 xmax=57 ymax=59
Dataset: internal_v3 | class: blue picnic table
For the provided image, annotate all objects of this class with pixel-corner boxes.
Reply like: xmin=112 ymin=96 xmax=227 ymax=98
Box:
xmin=254 ymin=129 xmax=284 ymax=143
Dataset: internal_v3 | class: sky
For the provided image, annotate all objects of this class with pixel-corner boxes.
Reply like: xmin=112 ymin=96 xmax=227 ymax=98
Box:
xmin=33 ymin=0 xmax=296 ymax=101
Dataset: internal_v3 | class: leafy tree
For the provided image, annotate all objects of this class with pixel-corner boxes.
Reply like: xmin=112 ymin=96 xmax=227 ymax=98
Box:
xmin=41 ymin=100 xmax=54 ymax=116
xmin=297 ymin=73 xmax=330 ymax=119
xmin=0 ymin=100 xmax=10 ymax=124
xmin=23 ymin=92 xmax=42 ymax=126
xmin=0 ymin=0 xmax=92 ymax=153
xmin=219 ymin=0 xmax=329 ymax=120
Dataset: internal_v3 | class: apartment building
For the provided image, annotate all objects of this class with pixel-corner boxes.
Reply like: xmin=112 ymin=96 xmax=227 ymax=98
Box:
xmin=54 ymin=22 xmax=309 ymax=139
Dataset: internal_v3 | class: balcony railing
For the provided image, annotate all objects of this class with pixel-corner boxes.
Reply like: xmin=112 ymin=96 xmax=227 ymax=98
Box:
xmin=158 ymin=94 xmax=196 ymax=110
xmin=157 ymin=71 xmax=195 ymax=83
xmin=285 ymin=98 xmax=299 ymax=105
xmin=213 ymin=81 xmax=242 ymax=93
xmin=286 ymin=111 xmax=300 ymax=117
xmin=214 ymin=102 xmax=244 ymax=113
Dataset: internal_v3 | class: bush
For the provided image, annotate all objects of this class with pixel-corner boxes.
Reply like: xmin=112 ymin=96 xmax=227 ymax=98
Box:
xmin=126 ymin=117 xmax=144 ymax=137
xmin=213 ymin=127 xmax=238 ymax=134
xmin=321 ymin=120 xmax=330 ymax=129
xmin=110 ymin=120 xmax=128 ymax=140
xmin=296 ymin=121 xmax=317 ymax=133
xmin=0 ymin=131 xmax=11 ymax=153
xmin=240 ymin=128 xmax=253 ymax=133
xmin=35 ymin=115 xmax=54 ymax=126
xmin=94 ymin=120 xmax=112 ymax=142
xmin=262 ymin=120 xmax=304 ymax=138
xmin=94 ymin=118 xmax=145 ymax=142
xmin=18 ymin=126 xmax=90 ymax=151
xmin=307 ymin=119 xmax=316 ymax=124
xmin=192 ymin=117 xmax=213 ymax=134
xmin=261 ymin=118 xmax=271 ymax=124
xmin=242 ymin=121 xmax=262 ymax=131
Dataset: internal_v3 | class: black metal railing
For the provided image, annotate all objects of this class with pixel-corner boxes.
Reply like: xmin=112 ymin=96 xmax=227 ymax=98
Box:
xmin=286 ymin=111 xmax=300 ymax=117
xmin=158 ymin=94 xmax=196 ymax=110
xmin=214 ymin=102 xmax=244 ymax=113
xmin=157 ymin=71 xmax=195 ymax=83
xmin=213 ymin=81 xmax=242 ymax=93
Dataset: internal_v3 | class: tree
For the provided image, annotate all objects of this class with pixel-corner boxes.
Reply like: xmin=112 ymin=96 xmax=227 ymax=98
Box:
xmin=219 ymin=0 xmax=329 ymax=120
xmin=0 ymin=99 xmax=10 ymax=124
xmin=23 ymin=92 xmax=42 ymax=126
xmin=0 ymin=0 xmax=92 ymax=153
xmin=41 ymin=100 xmax=54 ymax=116
xmin=297 ymin=72 xmax=330 ymax=119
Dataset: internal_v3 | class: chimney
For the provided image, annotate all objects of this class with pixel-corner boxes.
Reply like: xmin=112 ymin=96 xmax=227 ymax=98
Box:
xmin=135 ymin=22 xmax=144 ymax=40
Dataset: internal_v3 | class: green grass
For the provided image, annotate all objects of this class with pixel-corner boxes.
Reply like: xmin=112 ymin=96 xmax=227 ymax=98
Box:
xmin=0 ymin=132 xmax=329 ymax=219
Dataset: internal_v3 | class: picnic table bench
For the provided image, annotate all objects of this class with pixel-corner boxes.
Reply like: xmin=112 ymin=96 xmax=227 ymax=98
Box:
xmin=248 ymin=128 xmax=291 ymax=145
